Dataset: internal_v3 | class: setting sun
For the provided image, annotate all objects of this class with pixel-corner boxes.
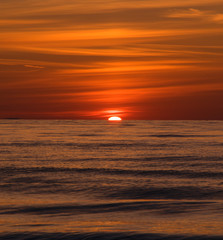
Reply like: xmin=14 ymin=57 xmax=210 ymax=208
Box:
xmin=108 ymin=116 xmax=122 ymax=121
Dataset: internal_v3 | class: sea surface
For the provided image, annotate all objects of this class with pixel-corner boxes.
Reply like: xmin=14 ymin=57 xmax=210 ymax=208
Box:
xmin=0 ymin=120 xmax=223 ymax=240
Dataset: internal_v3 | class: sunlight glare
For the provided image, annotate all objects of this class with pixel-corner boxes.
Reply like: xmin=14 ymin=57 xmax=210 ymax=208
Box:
xmin=108 ymin=116 xmax=122 ymax=121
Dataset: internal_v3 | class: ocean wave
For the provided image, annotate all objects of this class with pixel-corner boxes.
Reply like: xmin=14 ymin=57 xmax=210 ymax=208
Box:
xmin=104 ymin=186 xmax=223 ymax=200
xmin=1 ymin=167 xmax=223 ymax=179
xmin=1 ymin=173 xmax=223 ymax=200
xmin=0 ymin=232 xmax=222 ymax=240
xmin=0 ymin=141 xmax=170 ymax=148
xmin=0 ymin=200 xmax=216 ymax=216
xmin=149 ymin=134 xmax=215 ymax=138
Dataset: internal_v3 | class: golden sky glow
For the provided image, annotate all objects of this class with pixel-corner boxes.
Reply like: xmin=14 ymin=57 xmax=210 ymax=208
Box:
xmin=0 ymin=0 xmax=223 ymax=119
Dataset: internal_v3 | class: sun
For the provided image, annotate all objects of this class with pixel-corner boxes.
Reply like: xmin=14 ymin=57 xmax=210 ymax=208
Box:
xmin=108 ymin=116 xmax=122 ymax=121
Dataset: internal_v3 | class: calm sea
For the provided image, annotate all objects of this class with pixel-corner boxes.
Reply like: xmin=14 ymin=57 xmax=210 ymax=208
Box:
xmin=0 ymin=120 xmax=223 ymax=240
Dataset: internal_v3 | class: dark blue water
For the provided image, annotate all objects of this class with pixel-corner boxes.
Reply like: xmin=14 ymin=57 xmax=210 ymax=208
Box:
xmin=0 ymin=120 xmax=223 ymax=239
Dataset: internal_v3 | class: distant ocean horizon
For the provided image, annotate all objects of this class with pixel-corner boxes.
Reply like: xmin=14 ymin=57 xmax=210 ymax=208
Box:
xmin=0 ymin=120 xmax=223 ymax=240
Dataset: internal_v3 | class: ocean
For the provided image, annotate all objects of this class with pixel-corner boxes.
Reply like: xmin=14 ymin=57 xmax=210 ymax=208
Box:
xmin=0 ymin=120 xmax=223 ymax=240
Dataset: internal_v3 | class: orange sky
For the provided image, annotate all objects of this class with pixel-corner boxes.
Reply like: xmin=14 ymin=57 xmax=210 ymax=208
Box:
xmin=0 ymin=0 xmax=223 ymax=119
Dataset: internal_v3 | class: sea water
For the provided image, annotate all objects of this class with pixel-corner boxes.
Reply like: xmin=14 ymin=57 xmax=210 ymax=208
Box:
xmin=0 ymin=120 xmax=223 ymax=239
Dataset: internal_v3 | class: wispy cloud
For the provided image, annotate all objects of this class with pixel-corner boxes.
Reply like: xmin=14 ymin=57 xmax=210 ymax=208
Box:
xmin=24 ymin=64 xmax=44 ymax=69
xmin=212 ymin=14 xmax=223 ymax=23
xmin=167 ymin=8 xmax=204 ymax=18
xmin=167 ymin=8 xmax=223 ymax=24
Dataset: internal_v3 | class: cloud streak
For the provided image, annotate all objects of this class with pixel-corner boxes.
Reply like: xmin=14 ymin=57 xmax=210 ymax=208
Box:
xmin=167 ymin=8 xmax=223 ymax=24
